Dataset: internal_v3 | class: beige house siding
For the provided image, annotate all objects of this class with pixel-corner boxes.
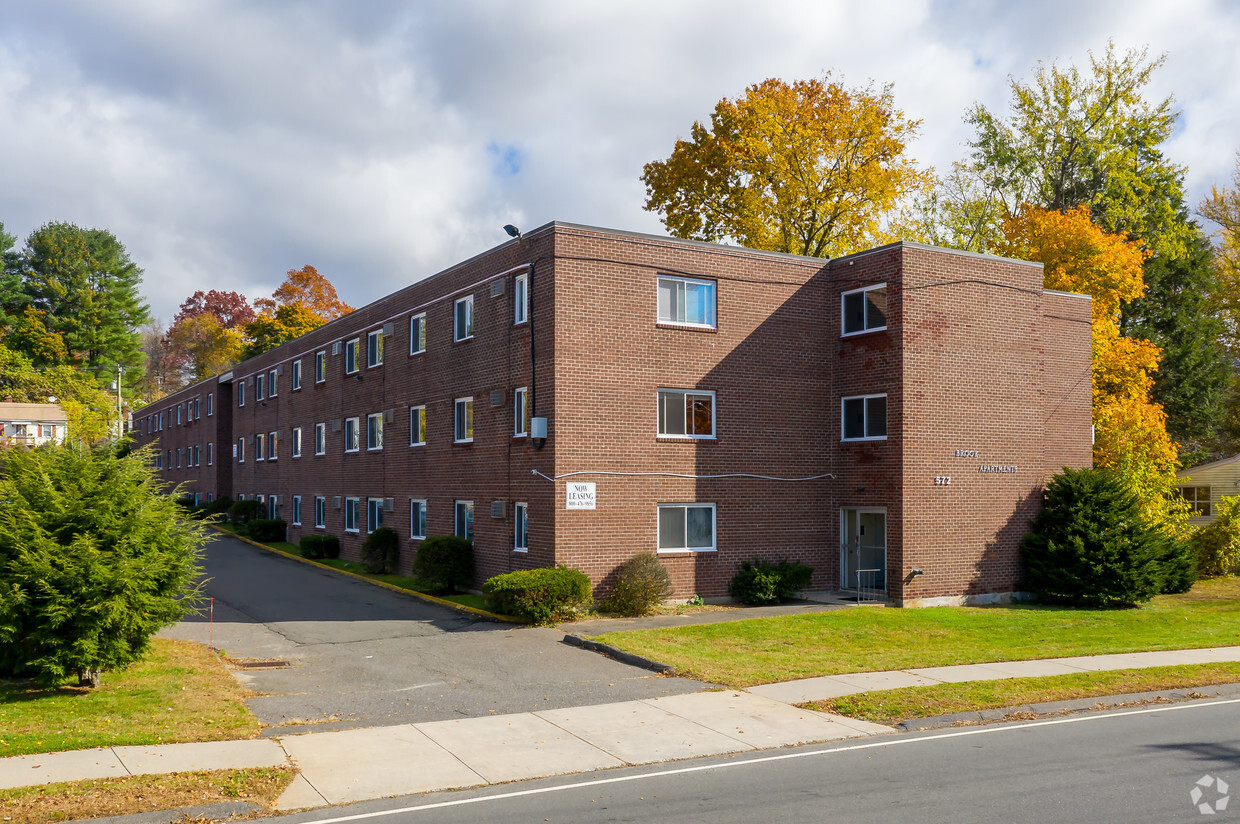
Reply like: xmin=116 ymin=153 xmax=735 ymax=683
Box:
xmin=0 ymin=402 xmax=68 ymax=447
xmin=1176 ymin=454 xmax=1240 ymax=526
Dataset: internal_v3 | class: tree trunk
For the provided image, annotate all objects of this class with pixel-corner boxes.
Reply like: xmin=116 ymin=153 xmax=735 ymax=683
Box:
xmin=77 ymin=667 xmax=101 ymax=688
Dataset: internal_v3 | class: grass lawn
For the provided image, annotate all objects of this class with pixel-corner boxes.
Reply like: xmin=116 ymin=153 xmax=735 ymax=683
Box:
xmin=598 ymin=578 xmax=1240 ymax=688
xmin=0 ymin=638 xmax=259 ymax=757
xmin=812 ymin=662 xmax=1240 ymax=726
xmin=0 ymin=766 xmax=295 ymax=824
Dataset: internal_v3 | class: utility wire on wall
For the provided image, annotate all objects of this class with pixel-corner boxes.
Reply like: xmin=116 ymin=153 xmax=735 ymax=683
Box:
xmin=531 ymin=469 xmax=835 ymax=483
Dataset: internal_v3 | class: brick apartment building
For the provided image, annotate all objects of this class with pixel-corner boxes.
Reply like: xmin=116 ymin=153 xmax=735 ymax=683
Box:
xmin=133 ymin=222 xmax=1092 ymax=606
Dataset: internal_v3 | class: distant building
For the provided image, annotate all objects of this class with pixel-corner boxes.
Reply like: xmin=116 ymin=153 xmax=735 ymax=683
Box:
xmin=133 ymin=222 xmax=1093 ymax=606
xmin=1176 ymin=454 xmax=1240 ymax=526
xmin=0 ymin=401 xmax=68 ymax=447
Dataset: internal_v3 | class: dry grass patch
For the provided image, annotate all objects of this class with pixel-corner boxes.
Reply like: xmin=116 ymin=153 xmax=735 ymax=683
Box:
xmin=0 ymin=766 xmax=295 ymax=824
xmin=0 ymin=638 xmax=258 ymax=757
xmin=810 ymin=662 xmax=1240 ymax=726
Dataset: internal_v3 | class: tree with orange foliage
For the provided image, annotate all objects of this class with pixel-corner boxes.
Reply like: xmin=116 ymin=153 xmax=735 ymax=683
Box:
xmin=254 ymin=265 xmax=353 ymax=321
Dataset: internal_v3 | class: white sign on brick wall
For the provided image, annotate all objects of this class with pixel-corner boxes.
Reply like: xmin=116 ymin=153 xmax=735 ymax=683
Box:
xmin=566 ymin=482 xmax=596 ymax=510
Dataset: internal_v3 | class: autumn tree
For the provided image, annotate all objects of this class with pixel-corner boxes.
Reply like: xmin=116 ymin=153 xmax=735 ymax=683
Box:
xmin=1200 ymin=151 xmax=1240 ymax=357
xmin=0 ymin=341 xmax=117 ymax=446
xmin=243 ymin=303 xmax=326 ymax=359
xmin=173 ymin=289 xmax=257 ymax=330
xmin=164 ymin=290 xmax=255 ymax=385
xmin=641 ymin=76 xmax=933 ymax=258
xmin=254 ymin=265 xmax=352 ymax=320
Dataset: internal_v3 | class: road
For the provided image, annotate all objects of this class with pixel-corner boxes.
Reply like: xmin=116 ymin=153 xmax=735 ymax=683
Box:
xmin=160 ymin=533 xmax=705 ymax=735
xmin=265 ymin=697 xmax=1240 ymax=823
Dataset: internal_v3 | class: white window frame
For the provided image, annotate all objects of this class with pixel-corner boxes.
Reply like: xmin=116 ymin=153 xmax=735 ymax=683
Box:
xmin=291 ymin=359 xmax=302 ymax=390
xmin=410 ymin=499 xmax=427 ymax=539
xmin=256 ymin=373 xmax=265 ymax=401
xmin=255 ymin=432 xmax=265 ymax=461
xmin=410 ymin=313 xmax=426 ymax=355
xmin=344 ymin=417 xmax=360 ymax=452
xmin=410 ymin=405 xmax=426 ymax=446
xmin=268 ymin=430 xmax=278 ymax=460
xmin=841 ymin=394 xmax=888 ymax=442
xmin=367 ymin=498 xmax=384 ymax=534
xmin=207 ymin=392 xmax=214 ymax=416
xmin=237 ymin=438 xmax=245 ymax=462
xmin=315 ymin=351 xmax=327 ymax=383
xmin=455 ymin=500 xmax=474 ymax=541
xmin=314 ymin=496 xmax=326 ymax=529
xmin=238 ymin=380 xmax=245 ymax=406
xmin=268 ymin=368 xmax=278 ymax=397
xmin=314 ymin=422 xmax=326 ymax=455
xmin=454 ymin=397 xmax=474 ymax=443
xmin=657 ymin=275 xmax=716 ymax=329
xmin=841 ymin=283 xmax=888 ymax=337
xmin=292 ymin=426 xmax=302 ymax=458
xmin=514 ymin=502 xmax=528 ymax=552
xmin=292 ymin=495 xmax=302 ymax=526
xmin=176 ymin=405 xmax=181 ymax=425
xmin=454 ymin=295 xmax=474 ymax=341
xmin=367 ymin=329 xmax=384 ymax=368
xmin=513 ymin=387 xmax=528 ymax=437
xmin=345 ymin=338 xmax=360 ymax=374
xmin=514 ymin=272 xmax=528 ymax=324
xmin=345 ymin=497 xmax=360 ymax=532
xmin=657 ymin=503 xmax=717 ymax=553
xmin=657 ymin=389 xmax=716 ymax=439
xmin=207 ymin=442 xmax=213 ymax=466
xmin=367 ymin=412 xmax=384 ymax=450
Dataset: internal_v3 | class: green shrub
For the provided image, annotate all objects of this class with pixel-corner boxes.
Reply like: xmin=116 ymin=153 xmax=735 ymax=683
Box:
xmin=483 ymin=567 xmax=593 ymax=624
xmin=227 ymin=499 xmax=264 ymax=527
xmin=300 ymin=534 xmax=340 ymax=560
xmin=604 ymin=552 xmax=672 ymax=616
xmin=1190 ymin=495 xmax=1240 ymax=577
xmin=413 ymin=535 xmax=474 ymax=593
xmin=361 ymin=526 xmax=401 ymax=574
xmin=246 ymin=518 xmax=286 ymax=543
xmin=193 ymin=495 xmax=232 ymax=520
xmin=729 ymin=559 xmax=814 ymax=605
xmin=1158 ymin=538 xmax=1199 ymax=594
xmin=1021 ymin=466 xmax=1180 ymax=607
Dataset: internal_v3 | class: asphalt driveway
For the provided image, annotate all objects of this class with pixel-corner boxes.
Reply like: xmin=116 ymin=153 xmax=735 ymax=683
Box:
xmin=160 ymin=533 xmax=705 ymax=736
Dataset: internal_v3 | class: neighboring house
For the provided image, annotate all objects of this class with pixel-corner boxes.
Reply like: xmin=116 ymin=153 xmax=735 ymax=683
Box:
xmin=0 ymin=402 xmax=68 ymax=447
xmin=133 ymin=221 xmax=1093 ymax=606
xmin=1176 ymin=454 xmax=1240 ymax=526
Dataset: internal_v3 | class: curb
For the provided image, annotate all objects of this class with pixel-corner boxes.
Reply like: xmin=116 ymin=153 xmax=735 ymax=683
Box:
xmin=895 ymin=680 xmax=1240 ymax=732
xmin=561 ymin=633 xmax=678 ymax=674
xmin=208 ymin=525 xmax=524 ymax=624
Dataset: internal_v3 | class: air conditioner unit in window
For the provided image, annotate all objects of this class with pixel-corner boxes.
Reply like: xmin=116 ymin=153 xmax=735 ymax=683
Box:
xmin=491 ymin=501 xmax=505 ymax=518
xmin=490 ymin=280 xmax=506 ymax=298
xmin=332 ymin=496 xmax=341 ymax=509
xmin=490 ymin=389 xmax=505 ymax=407
xmin=383 ymin=497 xmax=395 ymax=512
xmin=383 ymin=322 xmax=395 ymax=337
xmin=332 ymin=419 xmax=341 ymax=432
xmin=276 ymin=364 xmax=284 ymax=375
xmin=331 ymin=341 xmax=340 ymax=356
xmin=384 ymin=408 xmax=395 ymax=423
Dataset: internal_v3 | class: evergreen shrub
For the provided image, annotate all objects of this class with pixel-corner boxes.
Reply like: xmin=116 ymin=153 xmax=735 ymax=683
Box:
xmin=604 ymin=552 xmax=672 ymax=616
xmin=729 ymin=559 xmax=814 ymax=604
xmin=227 ymin=499 xmax=264 ymax=527
xmin=483 ymin=567 xmax=592 ymax=624
xmin=413 ymin=536 xmax=473 ymax=592
xmin=300 ymin=534 xmax=340 ymax=560
xmin=246 ymin=518 xmax=286 ymax=543
xmin=361 ymin=526 xmax=401 ymax=574
xmin=1190 ymin=495 xmax=1240 ymax=577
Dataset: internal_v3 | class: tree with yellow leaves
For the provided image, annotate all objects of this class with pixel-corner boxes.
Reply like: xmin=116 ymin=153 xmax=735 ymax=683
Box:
xmin=642 ymin=76 xmax=933 ymax=258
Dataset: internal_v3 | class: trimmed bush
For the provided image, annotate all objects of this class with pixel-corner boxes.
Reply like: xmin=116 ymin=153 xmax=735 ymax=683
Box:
xmin=361 ymin=526 xmax=401 ymax=574
xmin=1190 ymin=495 xmax=1240 ymax=577
xmin=1020 ymin=467 xmax=1182 ymax=607
xmin=413 ymin=535 xmax=474 ymax=593
xmin=227 ymin=499 xmax=264 ymax=527
xmin=246 ymin=518 xmax=286 ymax=543
xmin=604 ymin=552 xmax=672 ymax=616
xmin=300 ymin=534 xmax=341 ymax=560
xmin=729 ymin=559 xmax=814 ymax=605
xmin=483 ymin=567 xmax=592 ymax=624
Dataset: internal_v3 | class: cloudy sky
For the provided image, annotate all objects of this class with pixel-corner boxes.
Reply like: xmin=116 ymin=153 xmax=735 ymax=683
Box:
xmin=2 ymin=0 xmax=1238 ymax=323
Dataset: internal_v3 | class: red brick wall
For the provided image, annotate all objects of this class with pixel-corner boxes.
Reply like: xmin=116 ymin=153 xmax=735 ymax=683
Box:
xmin=132 ymin=376 xmax=229 ymax=503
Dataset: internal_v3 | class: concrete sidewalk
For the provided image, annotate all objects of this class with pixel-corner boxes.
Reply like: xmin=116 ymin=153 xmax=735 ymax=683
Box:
xmin=3 ymin=645 xmax=1239 ymax=813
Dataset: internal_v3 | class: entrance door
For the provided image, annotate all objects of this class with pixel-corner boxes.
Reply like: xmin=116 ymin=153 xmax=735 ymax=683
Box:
xmin=841 ymin=508 xmax=886 ymax=593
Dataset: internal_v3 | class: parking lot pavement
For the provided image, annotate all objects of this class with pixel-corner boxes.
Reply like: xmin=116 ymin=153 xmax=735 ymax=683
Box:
xmin=160 ymin=534 xmax=706 ymax=735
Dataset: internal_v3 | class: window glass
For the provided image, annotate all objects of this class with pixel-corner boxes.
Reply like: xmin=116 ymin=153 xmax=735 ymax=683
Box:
xmin=455 ymin=501 xmax=474 ymax=541
xmin=411 ymin=500 xmax=426 ymax=539
xmin=344 ymin=417 xmax=359 ymax=451
xmin=256 ymin=374 xmax=265 ymax=401
xmin=842 ymin=285 xmax=888 ymax=335
xmin=368 ymin=413 xmax=384 ymax=449
xmin=657 ymin=276 xmax=716 ymax=327
xmin=842 ymin=395 xmax=887 ymax=440
xmin=455 ymin=398 xmax=473 ymax=442
xmin=514 ymin=387 xmax=528 ymax=436
xmin=368 ymin=499 xmax=383 ymax=533
xmin=315 ymin=496 xmax=326 ymax=528
xmin=345 ymin=339 xmax=359 ymax=373
xmin=368 ymin=330 xmax=384 ymax=367
xmin=514 ymin=273 xmax=528 ymax=324
xmin=514 ymin=502 xmax=528 ymax=550
xmin=292 ymin=496 xmax=302 ymax=526
xmin=292 ymin=427 xmax=302 ymax=457
xmin=315 ymin=422 xmax=326 ymax=455
xmin=455 ymin=296 xmax=474 ymax=340
xmin=269 ymin=369 xmax=278 ymax=396
xmin=238 ymin=381 xmax=245 ymax=406
xmin=410 ymin=314 xmax=426 ymax=354
xmin=657 ymin=504 xmax=716 ymax=552
xmin=292 ymin=360 xmax=302 ymax=390
xmin=345 ymin=498 xmax=359 ymax=531
xmin=255 ymin=433 xmax=265 ymax=460
xmin=315 ymin=351 xmax=326 ymax=382
xmin=269 ymin=431 xmax=278 ymax=459
xmin=410 ymin=406 xmax=426 ymax=445
xmin=658 ymin=390 xmax=714 ymax=437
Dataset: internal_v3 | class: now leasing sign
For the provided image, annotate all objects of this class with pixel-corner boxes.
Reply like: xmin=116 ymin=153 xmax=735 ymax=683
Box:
xmin=565 ymin=482 xmax=596 ymax=510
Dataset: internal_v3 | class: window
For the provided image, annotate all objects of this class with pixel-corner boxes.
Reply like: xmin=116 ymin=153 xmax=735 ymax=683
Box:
xmin=268 ymin=368 xmax=278 ymax=396
xmin=176 ymin=405 xmax=181 ymax=425
xmin=193 ymin=445 xmax=201 ymax=466
xmin=410 ymin=405 xmax=426 ymax=446
xmin=237 ymin=494 xmax=245 ymax=501
xmin=238 ymin=381 xmax=245 ymax=406
xmin=237 ymin=438 xmax=245 ymax=462
xmin=842 ymin=394 xmax=888 ymax=441
xmin=292 ymin=359 xmax=302 ymax=390
xmin=315 ymin=351 xmax=326 ymax=383
xmin=454 ymin=295 xmax=474 ymax=341
xmin=344 ymin=417 xmax=360 ymax=452
xmin=207 ymin=442 xmax=213 ymax=466
xmin=658 ymin=389 xmax=715 ymax=438
xmin=513 ymin=387 xmax=528 ymax=437
xmin=455 ymin=501 xmax=474 ymax=541
xmin=345 ymin=497 xmax=360 ymax=532
xmin=842 ymin=283 xmax=887 ymax=336
xmin=268 ymin=431 xmax=278 ymax=460
xmin=367 ymin=413 xmax=384 ymax=450
xmin=292 ymin=427 xmax=302 ymax=458
xmin=514 ymin=273 xmax=528 ymax=324
xmin=256 ymin=373 xmax=265 ymax=401
xmin=454 ymin=398 xmax=474 ymax=442
xmin=1176 ymin=486 xmax=1212 ymax=517
xmin=345 ymin=338 xmax=360 ymax=373
xmin=410 ymin=313 xmax=426 ymax=354
xmin=176 ymin=448 xmax=181 ymax=468
xmin=292 ymin=495 xmax=302 ymax=526
xmin=314 ymin=422 xmax=326 ymax=455
xmin=255 ymin=433 xmax=265 ymax=461
xmin=514 ymin=502 xmax=528 ymax=551
xmin=207 ymin=392 xmax=213 ymax=416
xmin=367 ymin=329 xmax=383 ymax=367
xmin=315 ymin=496 xmax=326 ymax=528
xmin=657 ymin=275 xmax=716 ymax=328
xmin=368 ymin=498 xmax=384 ymax=533
xmin=657 ymin=503 xmax=716 ymax=552
xmin=411 ymin=500 xmax=426 ymax=539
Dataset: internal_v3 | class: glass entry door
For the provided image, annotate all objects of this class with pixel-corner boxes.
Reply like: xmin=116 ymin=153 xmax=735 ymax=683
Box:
xmin=842 ymin=508 xmax=886 ymax=592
